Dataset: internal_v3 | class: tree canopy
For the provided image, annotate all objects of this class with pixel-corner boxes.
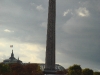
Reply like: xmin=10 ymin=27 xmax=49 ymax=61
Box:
xmin=68 ymin=64 xmax=82 ymax=75
xmin=67 ymin=64 xmax=100 ymax=75
xmin=0 ymin=63 xmax=43 ymax=75
xmin=94 ymin=72 xmax=100 ymax=75
xmin=82 ymin=68 xmax=93 ymax=75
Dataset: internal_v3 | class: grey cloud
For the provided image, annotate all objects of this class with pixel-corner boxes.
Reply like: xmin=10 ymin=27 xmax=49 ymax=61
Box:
xmin=55 ymin=0 xmax=100 ymax=70
xmin=0 ymin=0 xmax=100 ymax=71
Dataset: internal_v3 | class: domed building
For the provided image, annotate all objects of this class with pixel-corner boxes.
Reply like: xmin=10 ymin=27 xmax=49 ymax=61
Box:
xmin=3 ymin=50 xmax=22 ymax=64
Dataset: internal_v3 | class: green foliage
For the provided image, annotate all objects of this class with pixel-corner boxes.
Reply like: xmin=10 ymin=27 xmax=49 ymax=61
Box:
xmin=82 ymin=68 xmax=93 ymax=75
xmin=94 ymin=72 xmax=100 ymax=75
xmin=0 ymin=63 xmax=10 ymax=74
xmin=68 ymin=64 xmax=82 ymax=75
xmin=24 ymin=63 xmax=43 ymax=75
xmin=0 ymin=63 xmax=43 ymax=75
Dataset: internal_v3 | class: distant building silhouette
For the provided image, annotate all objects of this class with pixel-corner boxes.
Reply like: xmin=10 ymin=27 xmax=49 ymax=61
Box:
xmin=3 ymin=50 xmax=22 ymax=64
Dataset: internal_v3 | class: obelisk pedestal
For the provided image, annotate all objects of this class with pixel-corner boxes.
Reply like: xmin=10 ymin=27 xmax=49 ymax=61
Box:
xmin=44 ymin=0 xmax=56 ymax=74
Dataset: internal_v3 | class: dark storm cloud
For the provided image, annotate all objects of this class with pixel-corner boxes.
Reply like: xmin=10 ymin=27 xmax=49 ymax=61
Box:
xmin=0 ymin=0 xmax=100 ymax=70
xmin=56 ymin=0 xmax=100 ymax=70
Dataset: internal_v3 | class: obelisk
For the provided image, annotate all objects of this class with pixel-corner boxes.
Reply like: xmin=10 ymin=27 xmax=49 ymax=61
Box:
xmin=44 ymin=0 xmax=56 ymax=74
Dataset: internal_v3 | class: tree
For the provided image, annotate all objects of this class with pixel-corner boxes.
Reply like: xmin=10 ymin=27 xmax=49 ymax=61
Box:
xmin=10 ymin=63 xmax=23 ymax=75
xmin=0 ymin=63 xmax=44 ymax=75
xmin=68 ymin=64 xmax=82 ymax=75
xmin=0 ymin=63 xmax=11 ymax=75
xmin=24 ymin=64 xmax=43 ymax=75
xmin=82 ymin=68 xmax=93 ymax=75
xmin=94 ymin=72 xmax=100 ymax=75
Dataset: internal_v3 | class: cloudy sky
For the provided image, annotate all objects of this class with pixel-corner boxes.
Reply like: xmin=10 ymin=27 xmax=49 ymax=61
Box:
xmin=0 ymin=0 xmax=100 ymax=71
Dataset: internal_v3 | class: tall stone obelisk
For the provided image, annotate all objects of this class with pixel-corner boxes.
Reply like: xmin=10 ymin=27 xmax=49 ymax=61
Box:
xmin=44 ymin=0 xmax=56 ymax=74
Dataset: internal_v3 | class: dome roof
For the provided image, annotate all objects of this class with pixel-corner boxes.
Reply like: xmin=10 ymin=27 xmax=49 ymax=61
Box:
xmin=3 ymin=50 xmax=22 ymax=64
xmin=39 ymin=64 xmax=65 ymax=71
